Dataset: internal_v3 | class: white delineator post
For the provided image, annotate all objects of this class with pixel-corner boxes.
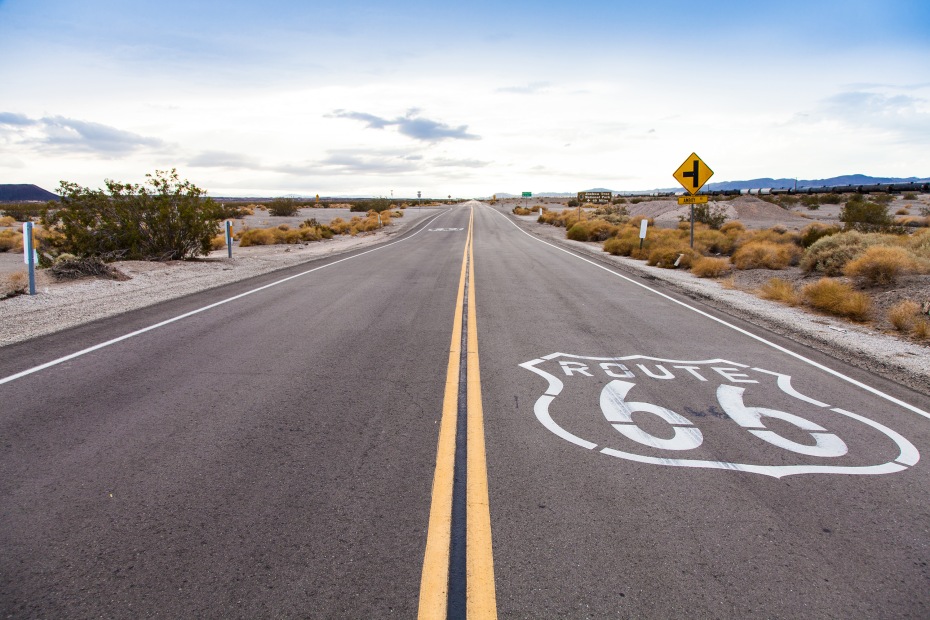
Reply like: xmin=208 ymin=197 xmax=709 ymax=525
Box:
xmin=639 ymin=218 xmax=648 ymax=250
xmin=23 ymin=221 xmax=36 ymax=296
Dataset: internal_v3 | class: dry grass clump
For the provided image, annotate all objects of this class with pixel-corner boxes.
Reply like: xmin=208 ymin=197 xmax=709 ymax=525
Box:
xmin=0 ymin=229 xmax=23 ymax=252
xmin=648 ymin=246 xmax=697 ymax=269
xmin=800 ymin=278 xmax=871 ymax=321
xmin=800 ymin=231 xmax=892 ymax=275
xmin=731 ymin=241 xmax=801 ymax=270
xmin=539 ymin=208 xmax=583 ymax=229
xmin=691 ymin=257 xmax=732 ymax=278
xmin=887 ymin=300 xmax=921 ymax=332
xmin=603 ymin=234 xmax=648 ymax=259
xmin=913 ymin=317 xmax=930 ymax=340
xmin=758 ymin=278 xmax=801 ymax=306
xmin=843 ymin=246 xmax=922 ymax=286
xmin=48 ymin=255 xmax=129 ymax=281
xmin=799 ymin=223 xmax=840 ymax=248
xmin=566 ymin=219 xmax=618 ymax=242
xmin=693 ymin=229 xmax=735 ymax=255
xmin=0 ymin=215 xmax=16 ymax=227
xmin=1 ymin=271 xmax=29 ymax=298
xmin=238 ymin=222 xmax=335 ymax=246
xmin=210 ymin=234 xmax=227 ymax=251
xmin=896 ymin=215 xmax=930 ymax=228
xmin=719 ymin=221 xmax=745 ymax=235
xmin=895 ymin=207 xmax=910 ymax=216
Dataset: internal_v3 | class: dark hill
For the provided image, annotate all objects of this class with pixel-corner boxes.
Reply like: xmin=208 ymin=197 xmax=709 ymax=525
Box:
xmin=0 ymin=184 xmax=59 ymax=202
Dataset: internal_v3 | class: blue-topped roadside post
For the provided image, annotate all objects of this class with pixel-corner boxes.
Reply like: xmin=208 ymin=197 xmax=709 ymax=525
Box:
xmin=225 ymin=220 xmax=233 ymax=258
xmin=23 ymin=221 xmax=36 ymax=295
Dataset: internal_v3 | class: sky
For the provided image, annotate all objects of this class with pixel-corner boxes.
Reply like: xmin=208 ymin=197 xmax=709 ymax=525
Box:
xmin=1 ymin=0 xmax=929 ymax=198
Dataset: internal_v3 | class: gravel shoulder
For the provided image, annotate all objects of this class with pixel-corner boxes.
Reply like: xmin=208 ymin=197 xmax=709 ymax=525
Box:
xmin=501 ymin=207 xmax=930 ymax=397
xmin=0 ymin=208 xmax=439 ymax=348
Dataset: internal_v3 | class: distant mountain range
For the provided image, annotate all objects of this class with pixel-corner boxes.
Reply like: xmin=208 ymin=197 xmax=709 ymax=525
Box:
xmin=497 ymin=175 xmax=930 ymax=197
xmin=0 ymin=184 xmax=59 ymax=201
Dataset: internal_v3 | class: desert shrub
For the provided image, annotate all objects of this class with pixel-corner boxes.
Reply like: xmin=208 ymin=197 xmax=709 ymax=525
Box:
xmin=513 ymin=207 xmax=533 ymax=215
xmin=41 ymin=169 xmax=222 ymax=261
xmin=0 ymin=229 xmax=23 ymax=252
xmin=48 ymin=255 xmax=128 ymax=281
xmin=895 ymin=207 xmax=910 ymax=216
xmin=800 ymin=195 xmax=821 ymax=209
xmin=268 ymin=198 xmax=301 ymax=216
xmin=603 ymin=234 xmax=643 ymax=257
xmin=539 ymin=209 xmax=582 ymax=229
xmin=903 ymin=192 xmax=918 ymax=200
xmin=612 ymin=197 xmax=628 ymax=204
xmin=648 ymin=245 xmax=697 ymax=269
xmin=799 ymin=223 xmax=840 ymax=248
xmin=904 ymin=228 xmax=930 ymax=258
xmin=719 ymin=221 xmax=745 ymax=235
xmin=210 ymin=234 xmax=227 ymax=251
xmin=0 ymin=215 xmax=16 ymax=227
xmin=683 ymin=202 xmax=728 ymax=229
xmin=731 ymin=241 xmax=800 ymax=270
xmin=1 ymin=271 xmax=29 ymax=298
xmin=1 ymin=202 xmax=46 ymax=221
xmin=566 ymin=219 xmax=617 ymax=242
xmin=216 ymin=203 xmax=254 ymax=219
xmin=567 ymin=199 xmax=580 ymax=207
xmin=843 ymin=246 xmax=921 ymax=286
xmin=913 ymin=318 xmax=930 ymax=340
xmin=691 ymin=257 xmax=732 ymax=278
xmin=801 ymin=278 xmax=871 ymax=321
xmin=694 ymin=229 xmax=735 ymax=255
xmin=592 ymin=204 xmax=629 ymax=225
xmin=629 ymin=197 xmax=646 ymax=204
xmin=800 ymin=231 xmax=894 ymax=275
xmin=888 ymin=300 xmax=921 ymax=332
xmin=840 ymin=196 xmax=897 ymax=232
xmin=328 ymin=218 xmax=351 ymax=235
xmin=758 ymin=278 xmax=801 ymax=306
xmin=870 ymin=193 xmax=894 ymax=205
xmin=350 ymin=198 xmax=394 ymax=213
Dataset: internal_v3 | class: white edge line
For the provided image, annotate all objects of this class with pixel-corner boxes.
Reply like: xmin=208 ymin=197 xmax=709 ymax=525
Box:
xmin=484 ymin=205 xmax=930 ymax=421
xmin=0 ymin=211 xmax=449 ymax=386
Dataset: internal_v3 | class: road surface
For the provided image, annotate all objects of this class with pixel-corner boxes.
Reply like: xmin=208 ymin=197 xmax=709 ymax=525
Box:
xmin=2 ymin=202 xmax=928 ymax=618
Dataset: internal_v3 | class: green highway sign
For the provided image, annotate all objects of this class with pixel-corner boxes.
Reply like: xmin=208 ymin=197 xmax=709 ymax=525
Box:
xmin=522 ymin=192 xmax=532 ymax=198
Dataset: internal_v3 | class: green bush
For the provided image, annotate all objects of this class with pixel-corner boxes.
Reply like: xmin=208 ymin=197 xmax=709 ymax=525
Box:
xmin=268 ymin=198 xmax=301 ymax=216
xmin=800 ymin=231 xmax=892 ymax=275
xmin=690 ymin=202 xmax=729 ymax=229
xmin=41 ymin=169 xmax=222 ymax=261
xmin=840 ymin=196 xmax=897 ymax=232
xmin=799 ymin=223 xmax=840 ymax=248
xmin=1 ymin=202 xmax=47 ymax=222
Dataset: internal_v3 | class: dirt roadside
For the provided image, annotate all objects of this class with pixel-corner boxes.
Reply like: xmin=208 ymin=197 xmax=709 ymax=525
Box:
xmin=500 ymin=205 xmax=930 ymax=398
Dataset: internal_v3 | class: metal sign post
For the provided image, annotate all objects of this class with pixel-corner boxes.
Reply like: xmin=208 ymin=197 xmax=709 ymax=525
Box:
xmin=23 ymin=222 xmax=36 ymax=295
xmin=673 ymin=152 xmax=714 ymax=249
xmin=225 ymin=221 xmax=233 ymax=258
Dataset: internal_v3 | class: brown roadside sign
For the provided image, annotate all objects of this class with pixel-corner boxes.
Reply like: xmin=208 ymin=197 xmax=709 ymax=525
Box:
xmin=673 ymin=152 xmax=714 ymax=195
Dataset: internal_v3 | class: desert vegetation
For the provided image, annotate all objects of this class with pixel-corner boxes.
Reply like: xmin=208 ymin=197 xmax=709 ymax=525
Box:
xmin=534 ymin=202 xmax=929 ymax=335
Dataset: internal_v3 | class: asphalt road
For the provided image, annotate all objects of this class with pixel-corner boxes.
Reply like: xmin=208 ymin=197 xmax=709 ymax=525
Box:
xmin=2 ymin=201 xmax=929 ymax=618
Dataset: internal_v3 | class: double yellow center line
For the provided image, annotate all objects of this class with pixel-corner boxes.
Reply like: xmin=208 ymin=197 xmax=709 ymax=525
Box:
xmin=418 ymin=208 xmax=497 ymax=619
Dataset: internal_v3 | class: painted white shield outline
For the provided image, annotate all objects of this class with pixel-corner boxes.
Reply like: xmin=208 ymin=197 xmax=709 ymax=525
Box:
xmin=519 ymin=353 xmax=919 ymax=478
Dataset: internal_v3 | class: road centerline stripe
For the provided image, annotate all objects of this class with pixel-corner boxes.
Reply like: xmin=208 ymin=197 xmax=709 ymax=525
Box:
xmin=419 ymin=207 xmax=497 ymax=619
xmin=418 ymin=212 xmax=471 ymax=619
xmin=465 ymin=209 xmax=497 ymax=619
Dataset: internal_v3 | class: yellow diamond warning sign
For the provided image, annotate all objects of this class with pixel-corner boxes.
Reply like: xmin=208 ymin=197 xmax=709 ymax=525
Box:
xmin=673 ymin=153 xmax=714 ymax=195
